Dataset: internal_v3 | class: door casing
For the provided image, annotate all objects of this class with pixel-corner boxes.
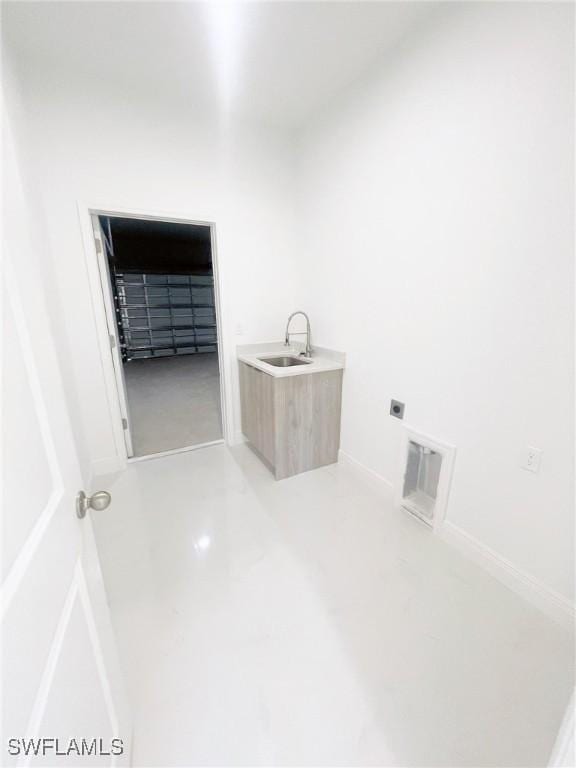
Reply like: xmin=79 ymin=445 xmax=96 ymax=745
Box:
xmin=78 ymin=202 xmax=231 ymax=470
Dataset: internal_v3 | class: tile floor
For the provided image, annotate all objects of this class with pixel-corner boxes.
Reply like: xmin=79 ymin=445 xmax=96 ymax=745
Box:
xmin=93 ymin=444 xmax=574 ymax=767
xmin=124 ymin=353 xmax=222 ymax=457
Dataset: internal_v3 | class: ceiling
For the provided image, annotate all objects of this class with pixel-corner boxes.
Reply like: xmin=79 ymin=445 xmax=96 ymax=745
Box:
xmin=3 ymin=1 xmax=436 ymax=128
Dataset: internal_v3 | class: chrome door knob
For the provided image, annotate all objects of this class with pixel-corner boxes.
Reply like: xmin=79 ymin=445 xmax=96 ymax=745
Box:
xmin=76 ymin=490 xmax=111 ymax=519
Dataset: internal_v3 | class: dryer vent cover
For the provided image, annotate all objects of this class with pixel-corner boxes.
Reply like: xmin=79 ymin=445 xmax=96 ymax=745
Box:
xmin=396 ymin=429 xmax=456 ymax=529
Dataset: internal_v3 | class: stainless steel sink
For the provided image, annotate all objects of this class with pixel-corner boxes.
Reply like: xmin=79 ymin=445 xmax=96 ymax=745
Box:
xmin=259 ymin=355 xmax=312 ymax=367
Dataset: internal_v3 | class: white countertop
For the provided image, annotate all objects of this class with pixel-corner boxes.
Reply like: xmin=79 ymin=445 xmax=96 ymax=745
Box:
xmin=237 ymin=341 xmax=345 ymax=378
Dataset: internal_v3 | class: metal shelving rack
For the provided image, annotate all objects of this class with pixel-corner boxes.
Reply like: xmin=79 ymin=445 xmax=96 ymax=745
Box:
xmin=113 ymin=271 xmax=218 ymax=361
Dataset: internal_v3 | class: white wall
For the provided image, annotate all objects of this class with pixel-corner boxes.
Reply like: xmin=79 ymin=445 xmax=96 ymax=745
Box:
xmin=4 ymin=56 xmax=299 ymax=480
xmin=295 ymin=3 xmax=574 ymax=602
xmin=5 ymin=2 xmax=573 ymax=610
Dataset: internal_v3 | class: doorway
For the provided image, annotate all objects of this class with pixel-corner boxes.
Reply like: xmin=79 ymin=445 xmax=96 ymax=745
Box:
xmin=91 ymin=213 xmax=224 ymax=460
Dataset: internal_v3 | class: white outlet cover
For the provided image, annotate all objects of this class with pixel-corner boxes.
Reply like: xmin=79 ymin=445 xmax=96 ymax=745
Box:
xmin=523 ymin=446 xmax=542 ymax=473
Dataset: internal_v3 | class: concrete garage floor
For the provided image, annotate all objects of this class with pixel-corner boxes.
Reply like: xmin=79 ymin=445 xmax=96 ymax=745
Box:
xmin=124 ymin=353 xmax=222 ymax=457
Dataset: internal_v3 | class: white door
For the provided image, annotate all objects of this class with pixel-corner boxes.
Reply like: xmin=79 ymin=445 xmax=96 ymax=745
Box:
xmin=1 ymin=120 xmax=131 ymax=765
xmin=90 ymin=215 xmax=134 ymax=458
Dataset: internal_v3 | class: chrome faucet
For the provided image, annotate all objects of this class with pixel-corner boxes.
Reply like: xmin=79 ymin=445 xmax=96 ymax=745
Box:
xmin=284 ymin=311 xmax=312 ymax=358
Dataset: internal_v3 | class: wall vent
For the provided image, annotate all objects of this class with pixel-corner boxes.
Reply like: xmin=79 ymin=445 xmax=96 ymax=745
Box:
xmin=395 ymin=427 xmax=456 ymax=530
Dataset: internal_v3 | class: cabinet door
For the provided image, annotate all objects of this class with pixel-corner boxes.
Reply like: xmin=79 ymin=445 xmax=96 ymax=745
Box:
xmin=274 ymin=370 xmax=343 ymax=479
xmin=239 ymin=363 xmax=276 ymax=467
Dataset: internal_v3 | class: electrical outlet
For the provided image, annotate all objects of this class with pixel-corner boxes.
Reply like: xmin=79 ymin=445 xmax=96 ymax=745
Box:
xmin=523 ymin=446 xmax=542 ymax=473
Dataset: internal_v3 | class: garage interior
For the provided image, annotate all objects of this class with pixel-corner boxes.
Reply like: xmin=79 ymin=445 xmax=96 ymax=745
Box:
xmin=101 ymin=216 xmax=223 ymax=457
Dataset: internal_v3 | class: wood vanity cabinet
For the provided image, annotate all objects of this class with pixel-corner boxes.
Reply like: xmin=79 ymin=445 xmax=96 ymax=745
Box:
xmin=239 ymin=362 xmax=343 ymax=480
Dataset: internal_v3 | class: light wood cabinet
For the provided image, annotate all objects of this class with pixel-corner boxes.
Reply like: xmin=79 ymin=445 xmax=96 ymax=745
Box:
xmin=239 ymin=361 xmax=343 ymax=480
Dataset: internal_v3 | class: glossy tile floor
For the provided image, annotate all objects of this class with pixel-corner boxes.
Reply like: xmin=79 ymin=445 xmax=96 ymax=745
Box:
xmin=124 ymin=353 xmax=222 ymax=457
xmin=93 ymin=445 xmax=573 ymax=767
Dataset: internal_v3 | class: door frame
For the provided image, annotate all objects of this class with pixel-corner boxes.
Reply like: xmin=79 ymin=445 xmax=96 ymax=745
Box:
xmin=77 ymin=202 xmax=231 ymax=465
xmin=90 ymin=214 xmax=135 ymax=458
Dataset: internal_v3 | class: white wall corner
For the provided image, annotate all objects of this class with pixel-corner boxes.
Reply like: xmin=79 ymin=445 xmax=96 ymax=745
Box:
xmin=230 ymin=431 xmax=247 ymax=447
xmin=337 ymin=449 xmax=394 ymax=501
xmin=439 ymin=520 xmax=576 ymax=632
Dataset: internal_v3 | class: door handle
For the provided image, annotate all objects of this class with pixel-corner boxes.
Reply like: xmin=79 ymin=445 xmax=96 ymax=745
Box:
xmin=76 ymin=490 xmax=111 ymax=519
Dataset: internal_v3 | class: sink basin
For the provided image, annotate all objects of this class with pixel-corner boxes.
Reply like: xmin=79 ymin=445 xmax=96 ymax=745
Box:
xmin=259 ymin=355 xmax=312 ymax=367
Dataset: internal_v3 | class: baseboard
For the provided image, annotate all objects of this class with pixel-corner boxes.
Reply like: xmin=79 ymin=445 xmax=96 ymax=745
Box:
xmin=440 ymin=520 xmax=575 ymax=631
xmin=337 ymin=449 xmax=394 ymax=501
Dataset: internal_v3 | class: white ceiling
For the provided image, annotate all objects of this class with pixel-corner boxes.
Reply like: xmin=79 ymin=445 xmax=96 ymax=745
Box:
xmin=3 ymin=1 xmax=436 ymax=127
